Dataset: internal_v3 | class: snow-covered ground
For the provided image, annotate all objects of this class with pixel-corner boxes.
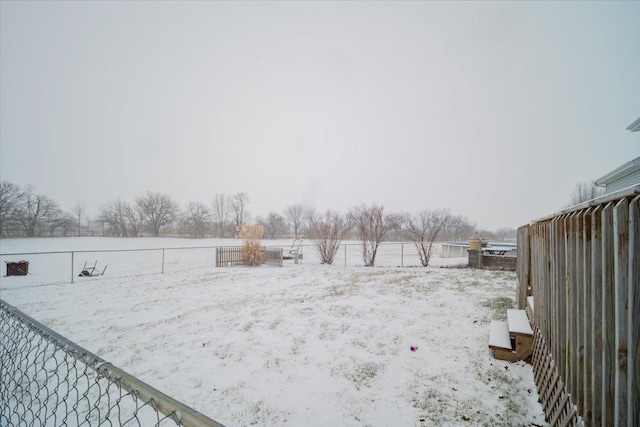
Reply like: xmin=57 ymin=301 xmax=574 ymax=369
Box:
xmin=0 ymin=238 xmax=547 ymax=426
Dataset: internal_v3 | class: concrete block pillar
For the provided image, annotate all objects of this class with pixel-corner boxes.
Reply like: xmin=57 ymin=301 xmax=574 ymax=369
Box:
xmin=468 ymin=238 xmax=483 ymax=268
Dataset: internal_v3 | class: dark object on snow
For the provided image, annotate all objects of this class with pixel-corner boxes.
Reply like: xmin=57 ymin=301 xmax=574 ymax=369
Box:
xmin=410 ymin=346 xmax=419 ymax=352
xmin=6 ymin=261 xmax=29 ymax=276
xmin=79 ymin=261 xmax=107 ymax=277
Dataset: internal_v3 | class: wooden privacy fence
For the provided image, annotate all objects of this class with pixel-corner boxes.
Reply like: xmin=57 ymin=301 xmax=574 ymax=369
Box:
xmin=215 ymin=247 xmax=283 ymax=267
xmin=516 ymin=186 xmax=639 ymax=426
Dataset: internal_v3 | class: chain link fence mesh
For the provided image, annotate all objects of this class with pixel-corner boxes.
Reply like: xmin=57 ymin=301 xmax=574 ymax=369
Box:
xmin=0 ymin=299 xmax=224 ymax=427
xmin=0 ymin=243 xmax=454 ymax=291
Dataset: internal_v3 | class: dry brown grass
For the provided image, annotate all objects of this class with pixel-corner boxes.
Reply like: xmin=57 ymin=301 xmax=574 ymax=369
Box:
xmin=240 ymin=224 xmax=263 ymax=266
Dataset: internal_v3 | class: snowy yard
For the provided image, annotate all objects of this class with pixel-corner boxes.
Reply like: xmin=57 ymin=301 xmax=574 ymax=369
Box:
xmin=0 ymin=238 xmax=546 ymax=426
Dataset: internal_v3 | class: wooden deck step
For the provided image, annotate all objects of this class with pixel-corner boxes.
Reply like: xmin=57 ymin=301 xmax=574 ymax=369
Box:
xmin=489 ymin=321 xmax=512 ymax=349
xmin=489 ymin=320 xmax=517 ymax=362
xmin=488 ymin=309 xmax=533 ymax=362
xmin=507 ymin=309 xmax=533 ymax=336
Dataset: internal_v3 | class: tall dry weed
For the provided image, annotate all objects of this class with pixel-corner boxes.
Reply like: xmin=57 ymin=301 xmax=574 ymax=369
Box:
xmin=241 ymin=224 xmax=263 ymax=266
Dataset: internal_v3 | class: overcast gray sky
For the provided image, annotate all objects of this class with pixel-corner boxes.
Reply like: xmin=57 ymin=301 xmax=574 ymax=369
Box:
xmin=1 ymin=1 xmax=639 ymax=231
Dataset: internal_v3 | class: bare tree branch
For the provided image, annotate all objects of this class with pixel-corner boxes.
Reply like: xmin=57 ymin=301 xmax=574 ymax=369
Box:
xmin=306 ymin=209 xmax=351 ymax=265
xmin=135 ymin=192 xmax=178 ymax=237
xmin=402 ymin=209 xmax=451 ymax=267
xmin=285 ymin=204 xmax=306 ymax=239
xmin=568 ymin=181 xmax=605 ymax=206
xmin=257 ymin=211 xmax=287 ymax=239
xmin=212 ymin=193 xmax=231 ymax=238
xmin=181 ymin=201 xmax=211 ymax=238
xmin=348 ymin=204 xmax=398 ymax=267
xmin=230 ymin=192 xmax=250 ymax=235
xmin=0 ymin=180 xmax=24 ymax=237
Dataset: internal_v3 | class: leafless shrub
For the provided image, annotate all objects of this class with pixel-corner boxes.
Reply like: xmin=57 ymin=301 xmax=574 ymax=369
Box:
xmin=402 ymin=209 xmax=451 ymax=267
xmin=348 ymin=204 xmax=400 ymax=267
xmin=241 ymin=224 xmax=263 ymax=266
xmin=307 ymin=209 xmax=351 ymax=265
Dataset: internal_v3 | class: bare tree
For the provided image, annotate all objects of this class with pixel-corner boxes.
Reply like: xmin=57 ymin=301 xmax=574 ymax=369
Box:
xmin=181 ymin=201 xmax=211 ymax=238
xmin=285 ymin=204 xmax=306 ymax=239
xmin=446 ymin=215 xmax=476 ymax=241
xmin=230 ymin=192 xmax=250 ymax=235
xmin=136 ymin=192 xmax=179 ymax=237
xmin=98 ymin=202 xmax=120 ymax=236
xmin=403 ymin=209 xmax=451 ymax=267
xmin=14 ymin=185 xmax=61 ymax=237
xmin=121 ymin=202 xmax=143 ymax=237
xmin=0 ymin=180 xmax=24 ymax=237
xmin=212 ymin=193 xmax=231 ymax=238
xmin=72 ymin=200 xmax=86 ymax=236
xmin=306 ymin=209 xmax=351 ymax=264
xmin=348 ymin=204 xmax=399 ymax=266
xmin=568 ymin=181 xmax=605 ymax=206
xmin=257 ymin=211 xmax=287 ymax=239
xmin=47 ymin=212 xmax=75 ymax=237
xmin=99 ymin=198 xmax=136 ymax=237
xmin=494 ymin=227 xmax=516 ymax=242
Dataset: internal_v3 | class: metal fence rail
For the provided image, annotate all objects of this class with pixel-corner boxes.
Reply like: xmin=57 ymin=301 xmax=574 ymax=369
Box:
xmin=0 ymin=299 xmax=224 ymax=427
xmin=516 ymin=186 xmax=640 ymax=426
xmin=0 ymin=242 xmax=454 ymax=291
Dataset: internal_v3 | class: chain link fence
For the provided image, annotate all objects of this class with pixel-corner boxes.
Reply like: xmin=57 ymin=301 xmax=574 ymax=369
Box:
xmin=0 ymin=299 xmax=224 ymax=427
xmin=0 ymin=242 xmax=456 ymax=291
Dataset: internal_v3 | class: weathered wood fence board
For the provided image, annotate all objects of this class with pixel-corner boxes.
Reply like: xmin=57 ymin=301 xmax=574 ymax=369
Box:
xmin=602 ymin=202 xmax=616 ymax=426
xmin=590 ymin=205 xmax=603 ymax=425
xmin=262 ymin=247 xmax=284 ymax=267
xmin=629 ymin=196 xmax=640 ymax=424
xmin=519 ymin=187 xmax=639 ymax=426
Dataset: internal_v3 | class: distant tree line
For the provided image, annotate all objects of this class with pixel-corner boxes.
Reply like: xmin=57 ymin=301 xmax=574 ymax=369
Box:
xmin=0 ymin=182 xmax=75 ymax=238
xmin=0 ymin=181 xmax=515 ymax=250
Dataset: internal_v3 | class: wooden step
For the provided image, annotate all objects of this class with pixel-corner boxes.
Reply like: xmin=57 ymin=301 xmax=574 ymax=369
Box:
xmin=489 ymin=321 xmax=517 ymax=362
xmin=488 ymin=309 xmax=533 ymax=362
xmin=507 ymin=309 xmax=533 ymax=336
xmin=489 ymin=321 xmax=511 ymax=349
